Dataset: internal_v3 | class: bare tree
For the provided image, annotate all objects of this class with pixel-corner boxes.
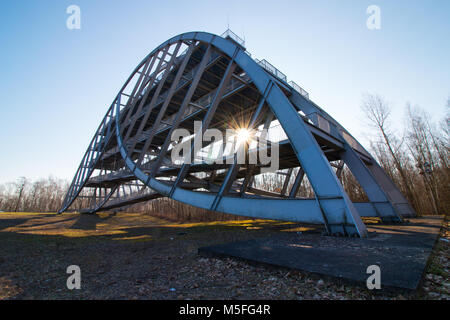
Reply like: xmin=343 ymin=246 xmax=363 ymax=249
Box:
xmin=14 ymin=177 xmax=27 ymax=212
xmin=405 ymin=105 xmax=440 ymax=214
xmin=361 ymin=94 xmax=416 ymax=210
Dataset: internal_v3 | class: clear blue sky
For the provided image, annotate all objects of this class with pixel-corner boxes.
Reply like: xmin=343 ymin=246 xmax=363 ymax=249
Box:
xmin=0 ymin=0 xmax=449 ymax=184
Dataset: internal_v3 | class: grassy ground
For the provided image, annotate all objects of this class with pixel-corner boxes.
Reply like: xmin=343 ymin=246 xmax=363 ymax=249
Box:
xmin=0 ymin=211 xmax=448 ymax=300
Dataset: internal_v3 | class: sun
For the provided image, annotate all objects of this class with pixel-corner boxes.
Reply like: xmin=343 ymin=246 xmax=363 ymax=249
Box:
xmin=235 ymin=128 xmax=251 ymax=146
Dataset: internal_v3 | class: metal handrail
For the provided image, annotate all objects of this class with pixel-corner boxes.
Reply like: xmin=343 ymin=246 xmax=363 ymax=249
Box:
xmin=254 ymin=58 xmax=287 ymax=82
xmin=221 ymin=29 xmax=245 ymax=47
xmin=288 ymin=80 xmax=309 ymax=99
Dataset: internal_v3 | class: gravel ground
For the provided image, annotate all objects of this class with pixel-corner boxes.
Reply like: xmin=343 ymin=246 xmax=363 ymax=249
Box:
xmin=0 ymin=212 xmax=448 ymax=300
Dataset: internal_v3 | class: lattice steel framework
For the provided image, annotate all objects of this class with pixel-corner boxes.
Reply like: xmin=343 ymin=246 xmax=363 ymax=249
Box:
xmin=59 ymin=31 xmax=416 ymax=237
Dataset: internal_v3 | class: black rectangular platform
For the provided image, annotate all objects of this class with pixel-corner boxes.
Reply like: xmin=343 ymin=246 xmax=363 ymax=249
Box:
xmin=199 ymin=216 xmax=444 ymax=290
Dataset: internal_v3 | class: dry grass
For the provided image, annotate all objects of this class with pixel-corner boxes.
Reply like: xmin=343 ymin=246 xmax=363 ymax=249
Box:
xmin=0 ymin=212 xmax=447 ymax=300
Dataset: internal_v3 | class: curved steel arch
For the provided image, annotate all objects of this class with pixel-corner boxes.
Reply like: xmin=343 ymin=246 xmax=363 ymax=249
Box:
xmin=60 ymin=31 xmax=416 ymax=237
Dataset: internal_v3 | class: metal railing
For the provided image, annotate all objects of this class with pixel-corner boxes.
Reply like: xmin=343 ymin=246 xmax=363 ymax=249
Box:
xmin=221 ymin=29 xmax=245 ymax=48
xmin=288 ymin=80 xmax=309 ymax=100
xmin=221 ymin=29 xmax=309 ymax=100
xmin=254 ymin=59 xmax=287 ymax=82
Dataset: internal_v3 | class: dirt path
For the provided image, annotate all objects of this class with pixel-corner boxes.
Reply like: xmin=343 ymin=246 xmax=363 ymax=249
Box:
xmin=0 ymin=212 xmax=448 ymax=300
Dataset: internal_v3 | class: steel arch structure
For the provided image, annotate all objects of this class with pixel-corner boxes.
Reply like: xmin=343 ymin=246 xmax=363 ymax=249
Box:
xmin=59 ymin=31 xmax=416 ymax=237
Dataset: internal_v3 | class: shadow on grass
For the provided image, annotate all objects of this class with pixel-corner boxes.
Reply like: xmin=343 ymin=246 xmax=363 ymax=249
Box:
xmin=69 ymin=212 xmax=118 ymax=230
xmin=0 ymin=211 xmax=316 ymax=245
xmin=0 ymin=213 xmax=445 ymax=299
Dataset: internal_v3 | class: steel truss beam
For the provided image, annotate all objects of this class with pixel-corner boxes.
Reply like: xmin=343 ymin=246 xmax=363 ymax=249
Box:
xmin=60 ymin=32 xmax=416 ymax=238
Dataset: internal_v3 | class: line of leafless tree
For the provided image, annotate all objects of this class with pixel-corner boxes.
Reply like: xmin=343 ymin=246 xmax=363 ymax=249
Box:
xmin=0 ymin=176 xmax=68 ymax=213
xmin=358 ymin=94 xmax=449 ymax=215
xmin=0 ymin=94 xmax=448 ymax=219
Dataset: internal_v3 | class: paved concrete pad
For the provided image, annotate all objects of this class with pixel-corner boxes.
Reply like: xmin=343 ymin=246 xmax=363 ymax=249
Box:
xmin=199 ymin=216 xmax=444 ymax=290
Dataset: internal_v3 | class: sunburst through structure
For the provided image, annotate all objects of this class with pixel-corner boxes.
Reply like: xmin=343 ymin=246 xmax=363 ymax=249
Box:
xmin=59 ymin=30 xmax=416 ymax=237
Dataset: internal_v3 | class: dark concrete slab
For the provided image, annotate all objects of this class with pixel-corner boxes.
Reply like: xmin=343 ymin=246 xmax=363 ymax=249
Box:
xmin=198 ymin=216 xmax=444 ymax=290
